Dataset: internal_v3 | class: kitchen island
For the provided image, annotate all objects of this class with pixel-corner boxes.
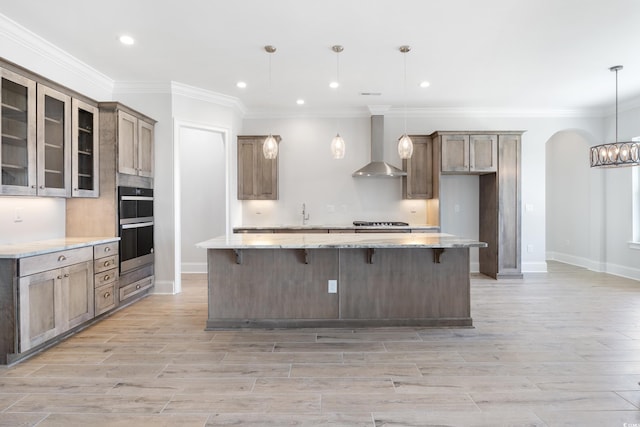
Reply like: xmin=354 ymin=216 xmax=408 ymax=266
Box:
xmin=197 ymin=233 xmax=487 ymax=329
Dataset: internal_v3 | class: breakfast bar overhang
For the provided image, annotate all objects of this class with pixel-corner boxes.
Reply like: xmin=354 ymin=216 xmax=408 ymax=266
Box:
xmin=197 ymin=233 xmax=487 ymax=329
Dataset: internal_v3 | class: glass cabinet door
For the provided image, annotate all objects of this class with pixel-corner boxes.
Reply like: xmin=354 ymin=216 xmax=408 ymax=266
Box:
xmin=71 ymin=99 xmax=99 ymax=197
xmin=37 ymin=84 xmax=71 ymax=197
xmin=0 ymin=69 xmax=36 ymax=195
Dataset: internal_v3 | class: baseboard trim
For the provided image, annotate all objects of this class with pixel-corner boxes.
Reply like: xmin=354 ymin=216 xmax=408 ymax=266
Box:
xmin=181 ymin=262 xmax=207 ymax=274
xmin=153 ymin=280 xmax=177 ymax=295
xmin=546 ymin=251 xmax=640 ymax=282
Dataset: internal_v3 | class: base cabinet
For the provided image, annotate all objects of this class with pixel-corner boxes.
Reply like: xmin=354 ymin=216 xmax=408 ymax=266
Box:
xmin=19 ymin=259 xmax=93 ymax=353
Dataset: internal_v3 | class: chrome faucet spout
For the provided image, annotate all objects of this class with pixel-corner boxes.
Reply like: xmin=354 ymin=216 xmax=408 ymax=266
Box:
xmin=302 ymin=203 xmax=310 ymax=225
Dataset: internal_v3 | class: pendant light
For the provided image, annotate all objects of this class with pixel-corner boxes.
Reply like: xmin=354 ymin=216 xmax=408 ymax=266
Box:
xmin=263 ymin=45 xmax=278 ymax=159
xmin=330 ymin=45 xmax=346 ymax=159
xmin=590 ymin=65 xmax=640 ymax=167
xmin=397 ymin=45 xmax=414 ymax=159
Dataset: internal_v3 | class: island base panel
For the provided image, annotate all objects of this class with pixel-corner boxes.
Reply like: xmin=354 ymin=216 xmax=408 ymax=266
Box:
xmin=206 ymin=247 xmax=472 ymax=329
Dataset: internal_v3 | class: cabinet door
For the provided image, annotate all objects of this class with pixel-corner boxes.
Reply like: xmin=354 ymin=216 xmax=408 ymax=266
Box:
xmin=402 ymin=136 xmax=433 ymax=199
xmin=0 ymin=68 xmax=37 ymax=195
xmin=470 ymin=134 xmax=497 ymax=172
xmin=65 ymin=260 xmax=94 ymax=329
xmin=441 ymin=134 xmax=469 ymax=173
xmin=237 ymin=136 xmax=279 ymax=200
xmin=19 ymin=269 xmax=64 ymax=352
xmin=117 ymin=110 xmax=137 ymax=175
xmin=37 ymin=84 xmax=71 ymax=197
xmin=137 ymin=119 xmax=154 ymax=177
xmin=71 ymin=99 xmax=99 ymax=197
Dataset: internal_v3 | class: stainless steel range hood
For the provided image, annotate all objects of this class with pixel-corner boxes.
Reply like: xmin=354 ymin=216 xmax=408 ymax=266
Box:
xmin=352 ymin=115 xmax=406 ymax=177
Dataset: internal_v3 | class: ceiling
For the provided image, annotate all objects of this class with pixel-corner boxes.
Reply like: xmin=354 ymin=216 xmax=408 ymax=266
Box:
xmin=3 ymin=0 xmax=640 ymax=115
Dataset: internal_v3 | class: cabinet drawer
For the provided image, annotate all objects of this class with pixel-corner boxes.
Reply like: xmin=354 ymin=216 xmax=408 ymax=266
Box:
xmin=119 ymin=276 xmax=154 ymax=302
xmin=94 ymin=242 xmax=118 ymax=258
xmin=95 ymin=282 xmax=116 ymax=315
xmin=94 ymin=255 xmax=118 ymax=274
xmin=20 ymin=246 xmax=93 ymax=277
xmin=94 ymin=268 xmax=118 ymax=287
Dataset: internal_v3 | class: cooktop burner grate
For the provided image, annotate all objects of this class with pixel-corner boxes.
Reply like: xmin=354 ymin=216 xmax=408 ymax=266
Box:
xmin=353 ymin=221 xmax=409 ymax=227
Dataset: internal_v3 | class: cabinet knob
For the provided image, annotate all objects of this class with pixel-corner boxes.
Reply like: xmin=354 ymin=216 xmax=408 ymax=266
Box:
xmin=64 ymin=274 xmax=69 ymax=278
xmin=104 ymin=260 xmax=111 ymax=267
xmin=136 ymin=284 xmax=141 ymax=290
xmin=104 ymin=275 xmax=110 ymax=281
xmin=57 ymin=275 xmax=62 ymax=279
xmin=104 ymin=247 xmax=111 ymax=252
xmin=104 ymin=292 xmax=111 ymax=298
xmin=58 ymin=255 xmax=67 ymax=262
xmin=74 ymin=188 xmax=78 ymax=191
xmin=31 ymin=185 xmax=36 ymax=189
xmin=39 ymin=185 xmax=44 ymax=189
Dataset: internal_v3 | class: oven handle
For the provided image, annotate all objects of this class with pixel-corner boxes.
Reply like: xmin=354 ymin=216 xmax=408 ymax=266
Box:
xmin=121 ymin=221 xmax=154 ymax=230
xmin=121 ymin=196 xmax=154 ymax=201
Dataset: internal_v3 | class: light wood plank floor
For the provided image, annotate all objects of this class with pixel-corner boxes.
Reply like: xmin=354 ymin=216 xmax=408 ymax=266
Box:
xmin=1 ymin=261 xmax=639 ymax=426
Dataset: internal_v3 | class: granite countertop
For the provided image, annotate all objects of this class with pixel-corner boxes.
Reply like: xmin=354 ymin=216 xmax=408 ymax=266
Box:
xmin=233 ymin=224 xmax=440 ymax=231
xmin=0 ymin=237 xmax=120 ymax=259
xmin=197 ymin=233 xmax=486 ymax=249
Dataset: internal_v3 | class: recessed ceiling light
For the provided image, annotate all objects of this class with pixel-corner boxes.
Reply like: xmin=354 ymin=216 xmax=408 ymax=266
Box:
xmin=329 ymin=81 xmax=339 ymax=89
xmin=296 ymin=99 xmax=305 ymax=105
xmin=236 ymin=81 xmax=247 ymax=89
xmin=119 ymin=35 xmax=135 ymax=45
xmin=420 ymin=81 xmax=430 ymax=88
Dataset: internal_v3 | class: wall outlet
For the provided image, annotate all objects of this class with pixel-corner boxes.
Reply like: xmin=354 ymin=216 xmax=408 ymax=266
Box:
xmin=14 ymin=207 xmax=23 ymax=223
xmin=454 ymin=204 xmax=460 ymax=213
xmin=527 ymin=244 xmax=534 ymax=253
xmin=328 ymin=279 xmax=337 ymax=293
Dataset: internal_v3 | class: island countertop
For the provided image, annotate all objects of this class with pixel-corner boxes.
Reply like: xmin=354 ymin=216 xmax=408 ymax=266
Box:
xmin=197 ymin=232 xmax=486 ymax=249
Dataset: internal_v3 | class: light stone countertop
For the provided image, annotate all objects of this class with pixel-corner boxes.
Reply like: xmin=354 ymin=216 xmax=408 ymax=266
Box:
xmin=233 ymin=224 xmax=440 ymax=231
xmin=0 ymin=237 xmax=120 ymax=259
xmin=197 ymin=233 xmax=486 ymax=249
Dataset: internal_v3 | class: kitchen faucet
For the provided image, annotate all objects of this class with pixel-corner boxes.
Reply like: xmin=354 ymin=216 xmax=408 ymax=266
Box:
xmin=302 ymin=203 xmax=309 ymax=225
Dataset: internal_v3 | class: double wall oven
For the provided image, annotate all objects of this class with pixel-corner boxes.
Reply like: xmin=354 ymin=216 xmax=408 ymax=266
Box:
xmin=118 ymin=187 xmax=154 ymax=274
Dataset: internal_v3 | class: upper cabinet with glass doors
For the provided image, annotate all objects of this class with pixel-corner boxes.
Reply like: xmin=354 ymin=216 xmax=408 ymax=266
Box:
xmin=1 ymin=68 xmax=37 ymax=195
xmin=37 ymin=84 xmax=71 ymax=197
xmin=71 ymin=99 xmax=99 ymax=197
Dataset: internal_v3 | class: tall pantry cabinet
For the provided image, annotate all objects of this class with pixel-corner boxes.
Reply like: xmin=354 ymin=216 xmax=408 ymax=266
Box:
xmin=66 ymin=102 xmax=156 ymax=309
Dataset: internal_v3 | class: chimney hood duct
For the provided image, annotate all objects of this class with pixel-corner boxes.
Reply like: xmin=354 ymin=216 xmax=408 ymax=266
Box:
xmin=352 ymin=115 xmax=406 ymax=177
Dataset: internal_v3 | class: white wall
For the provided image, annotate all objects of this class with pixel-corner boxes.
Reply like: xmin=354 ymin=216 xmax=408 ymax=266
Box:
xmin=240 ymin=117 xmax=429 ymax=226
xmin=546 ymin=130 xmax=598 ymax=267
xmin=179 ymin=128 xmax=226 ymax=273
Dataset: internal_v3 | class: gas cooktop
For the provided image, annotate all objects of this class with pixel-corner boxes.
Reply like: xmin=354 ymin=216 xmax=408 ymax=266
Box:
xmin=353 ymin=221 xmax=409 ymax=227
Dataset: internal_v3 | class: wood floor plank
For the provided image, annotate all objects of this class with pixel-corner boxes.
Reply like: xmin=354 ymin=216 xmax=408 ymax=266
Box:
xmin=0 ymin=261 xmax=638 ymax=426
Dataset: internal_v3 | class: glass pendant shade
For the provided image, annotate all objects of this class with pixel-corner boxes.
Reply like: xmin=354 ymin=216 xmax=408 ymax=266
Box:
xmin=330 ymin=133 xmax=346 ymax=159
xmin=263 ymin=134 xmax=278 ymax=159
xmin=398 ymin=133 xmax=414 ymax=159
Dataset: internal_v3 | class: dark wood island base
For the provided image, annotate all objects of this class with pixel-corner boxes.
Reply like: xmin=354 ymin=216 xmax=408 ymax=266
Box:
xmin=204 ymin=246 xmax=473 ymax=329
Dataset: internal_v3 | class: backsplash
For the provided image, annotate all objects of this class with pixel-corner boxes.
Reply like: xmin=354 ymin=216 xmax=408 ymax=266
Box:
xmin=0 ymin=198 xmax=65 ymax=244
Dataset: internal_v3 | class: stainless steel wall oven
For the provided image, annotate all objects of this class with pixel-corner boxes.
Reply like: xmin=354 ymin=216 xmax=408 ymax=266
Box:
xmin=118 ymin=186 xmax=154 ymax=273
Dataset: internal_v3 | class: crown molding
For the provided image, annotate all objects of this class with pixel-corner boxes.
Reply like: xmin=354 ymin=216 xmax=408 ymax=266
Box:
xmin=170 ymin=81 xmax=247 ymax=116
xmin=113 ymin=81 xmax=172 ymax=94
xmin=0 ymin=13 xmax=114 ymax=95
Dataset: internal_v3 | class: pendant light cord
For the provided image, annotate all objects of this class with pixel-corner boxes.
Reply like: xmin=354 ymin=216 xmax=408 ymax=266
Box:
xmin=403 ymin=51 xmax=408 ymax=135
xmin=615 ymin=67 xmax=618 ymax=143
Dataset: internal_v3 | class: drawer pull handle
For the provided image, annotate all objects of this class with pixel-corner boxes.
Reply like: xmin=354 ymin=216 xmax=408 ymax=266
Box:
xmin=136 ymin=284 xmax=141 ymax=290
xmin=58 ymin=255 xmax=66 ymax=262
xmin=104 ymin=292 xmax=110 ymax=298
xmin=104 ymin=261 xmax=111 ymax=267
xmin=104 ymin=275 xmax=110 ymax=281
xmin=104 ymin=247 xmax=111 ymax=252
